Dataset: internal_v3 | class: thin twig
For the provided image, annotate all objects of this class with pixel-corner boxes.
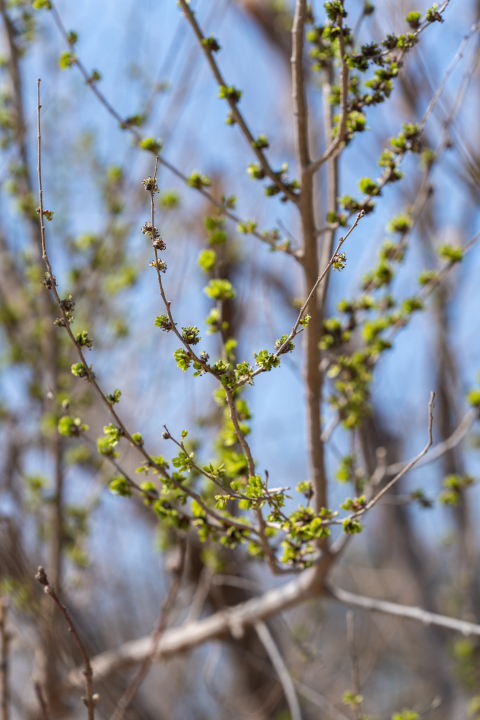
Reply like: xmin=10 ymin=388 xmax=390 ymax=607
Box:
xmin=177 ymin=0 xmax=298 ymax=203
xmin=357 ymin=392 xmax=435 ymax=517
xmin=254 ymin=621 xmax=303 ymax=720
xmin=110 ymin=539 xmax=186 ymax=720
xmin=0 ymin=600 xmax=9 ymax=720
xmin=33 ymin=682 xmax=50 ymax=720
xmin=34 ymin=567 xmax=95 ymax=720
xmin=308 ymin=5 xmax=348 ymax=176
xmin=385 ymin=408 xmax=477 ymax=476
xmin=235 ymin=210 xmax=365 ymax=389
xmin=346 ymin=612 xmax=362 ymax=720
xmin=157 ymin=156 xmax=301 ymax=259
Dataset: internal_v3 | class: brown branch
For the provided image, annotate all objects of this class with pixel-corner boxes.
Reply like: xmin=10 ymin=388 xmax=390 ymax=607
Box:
xmin=291 ymin=0 xmax=310 ymax=172
xmin=177 ymin=0 xmax=298 ymax=203
xmin=110 ymin=539 xmax=186 ymax=720
xmin=0 ymin=600 xmax=10 ymax=720
xmin=34 ymin=567 xmax=95 ymax=720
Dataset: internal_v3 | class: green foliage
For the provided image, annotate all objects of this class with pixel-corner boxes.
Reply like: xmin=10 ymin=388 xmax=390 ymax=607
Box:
xmin=187 ymin=171 xmax=211 ymax=189
xmin=71 ymin=362 xmax=89 ymax=379
xmin=254 ymin=349 xmax=280 ymax=371
xmin=438 ymin=243 xmax=464 ymax=263
xmin=204 ymin=279 xmax=235 ymax=300
xmin=59 ymin=51 xmax=76 ymax=69
xmin=182 ymin=326 xmax=201 ymax=345
xmin=343 ymin=691 xmax=363 ymax=707
xmin=405 ymin=11 xmax=421 ymax=29
xmin=198 ymin=249 xmax=216 ymax=273
xmin=109 ymin=476 xmax=132 ymax=497
xmin=251 ymin=134 xmax=269 ymax=150
xmin=218 ymin=85 xmax=241 ymax=103
xmin=439 ymin=474 xmax=473 ymax=506
xmin=174 ymin=348 xmax=192 ymax=372
xmin=33 ymin=0 xmax=52 ymax=8
xmin=155 ymin=315 xmax=173 ymax=332
xmin=387 ymin=213 xmax=412 ymax=233
xmin=392 ymin=711 xmax=419 ymax=720
xmin=359 ymin=177 xmax=380 ymax=195
xmin=343 ymin=518 xmax=363 ymax=534
xmin=106 ymin=389 xmax=121 ymax=404
xmin=202 ymin=36 xmax=221 ymax=52
xmin=140 ymin=137 xmax=163 ymax=154
xmin=418 ymin=269 xmax=438 ymax=285
xmin=159 ymin=190 xmax=180 ymax=210
xmin=75 ymin=330 xmax=93 ymax=349
xmin=58 ymin=416 xmax=88 ymax=437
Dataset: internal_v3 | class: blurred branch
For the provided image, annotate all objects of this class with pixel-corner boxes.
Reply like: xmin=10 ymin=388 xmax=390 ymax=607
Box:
xmin=33 ymin=682 xmax=50 ymax=720
xmin=110 ymin=539 xmax=186 ymax=720
xmin=157 ymin=155 xmax=302 ymax=259
xmin=326 ymin=584 xmax=480 ymax=637
xmin=67 ymin=566 xmax=325 ymax=688
xmin=34 ymin=567 xmax=96 ymax=720
xmin=308 ymin=7 xmax=348 ymax=176
xmin=254 ymin=621 xmax=303 ymax=720
xmin=0 ymin=600 xmax=10 ymax=720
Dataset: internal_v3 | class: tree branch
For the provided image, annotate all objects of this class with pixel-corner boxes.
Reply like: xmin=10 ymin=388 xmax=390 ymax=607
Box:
xmin=34 ymin=567 xmax=95 ymax=720
xmin=254 ymin=621 xmax=303 ymax=720
xmin=326 ymin=584 xmax=480 ymax=637
xmin=67 ymin=567 xmax=322 ymax=689
xmin=177 ymin=0 xmax=298 ymax=203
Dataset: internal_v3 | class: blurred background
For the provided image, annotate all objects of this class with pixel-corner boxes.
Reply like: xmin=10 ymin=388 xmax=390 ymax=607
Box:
xmin=1 ymin=0 xmax=480 ymax=718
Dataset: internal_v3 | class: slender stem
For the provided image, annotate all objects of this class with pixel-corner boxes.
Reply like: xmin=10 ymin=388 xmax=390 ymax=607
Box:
xmin=34 ymin=682 xmax=51 ymax=720
xmin=35 ymin=567 xmax=95 ymax=720
xmin=177 ymin=0 xmax=298 ymax=204
xmin=346 ymin=612 xmax=362 ymax=720
xmin=254 ymin=621 xmax=303 ymax=720
xmin=0 ymin=600 xmax=9 ymax=720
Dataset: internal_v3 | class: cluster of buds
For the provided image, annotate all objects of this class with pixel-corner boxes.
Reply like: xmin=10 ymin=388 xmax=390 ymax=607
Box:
xmin=36 ymin=207 xmax=54 ymax=221
xmin=54 ymin=316 xmax=73 ymax=327
xmin=149 ymin=258 xmax=167 ymax=273
xmin=142 ymin=176 xmax=158 ymax=193
xmin=42 ymin=272 xmax=56 ymax=289
xmin=60 ymin=295 xmax=75 ymax=312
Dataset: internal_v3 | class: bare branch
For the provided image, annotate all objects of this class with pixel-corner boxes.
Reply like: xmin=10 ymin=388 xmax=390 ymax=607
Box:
xmin=254 ymin=621 xmax=303 ymax=720
xmin=385 ymin=408 xmax=477 ymax=476
xmin=291 ymin=0 xmax=310 ymax=171
xmin=34 ymin=567 xmax=95 ymax=720
xmin=67 ymin=568 xmax=322 ymax=689
xmin=0 ymin=600 xmax=10 ymax=720
xmin=33 ymin=682 xmax=50 ymax=720
xmin=326 ymin=584 xmax=480 ymax=637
